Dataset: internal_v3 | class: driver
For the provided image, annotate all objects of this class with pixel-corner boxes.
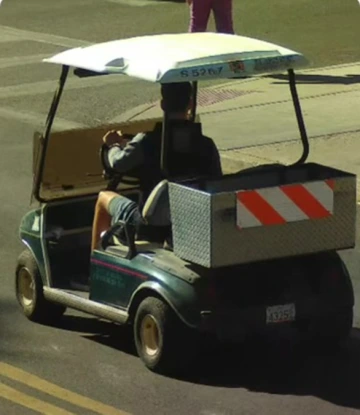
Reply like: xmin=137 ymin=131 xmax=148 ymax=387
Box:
xmin=91 ymin=81 xmax=222 ymax=251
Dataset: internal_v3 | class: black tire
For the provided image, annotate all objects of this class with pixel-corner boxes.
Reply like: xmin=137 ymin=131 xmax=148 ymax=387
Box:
xmin=15 ymin=249 xmax=66 ymax=324
xmin=298 ymin=307 xmax=353 ymax=350
xmin=134 ymin=296 xmax=197 ymax=374
xmin=308 ymin=307 xmax=353 ymax=349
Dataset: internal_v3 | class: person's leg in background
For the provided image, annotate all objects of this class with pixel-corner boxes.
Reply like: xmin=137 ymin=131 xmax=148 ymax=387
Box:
xmin=213 ymin=0 xmax=234 ymax=34
xmin=188 ymin=0 xmax=212 ymax=32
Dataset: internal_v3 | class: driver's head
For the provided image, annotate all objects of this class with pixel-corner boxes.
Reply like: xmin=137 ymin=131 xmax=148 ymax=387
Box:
xmin=160 ymin=82 xmax=192 ymax=114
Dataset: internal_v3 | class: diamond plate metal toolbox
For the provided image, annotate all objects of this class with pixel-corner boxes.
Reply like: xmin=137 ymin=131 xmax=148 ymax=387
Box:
xmin=168 ymin=163 xmax=357 ymax=268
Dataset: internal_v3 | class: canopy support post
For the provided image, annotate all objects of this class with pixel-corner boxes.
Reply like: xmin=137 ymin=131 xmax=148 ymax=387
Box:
xmin=161 ymin=110 xmax=170 ymax=178
xmin=161 ymin=81 xmax=198 ymax=177
xmin=33 ymin=65 xmax=69 ymax=203
xmin=190 ymin=81 xmax=198 ymax=122
xmin=288 ymin=69 xmax=309 ymax=165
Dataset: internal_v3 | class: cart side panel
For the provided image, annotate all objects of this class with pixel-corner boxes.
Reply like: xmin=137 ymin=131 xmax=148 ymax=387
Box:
xmin=169 ymin=184 xmax=212 ymax=267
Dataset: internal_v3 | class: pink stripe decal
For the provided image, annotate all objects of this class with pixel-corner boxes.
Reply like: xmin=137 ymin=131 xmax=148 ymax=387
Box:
xmin=91 ymin=258 xmax=147 ymax=280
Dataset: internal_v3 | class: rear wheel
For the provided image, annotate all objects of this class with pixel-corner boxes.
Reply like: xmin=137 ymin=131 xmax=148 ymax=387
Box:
xmin=16 ymin=249 xmax=66 ymax=324
xmin=303 ymin=307 xmax=353 ymax=349
xmin=134 ymin=296 xmax=197 ymax=374
xmin=298 ymin=253 xmax=354 ymax=349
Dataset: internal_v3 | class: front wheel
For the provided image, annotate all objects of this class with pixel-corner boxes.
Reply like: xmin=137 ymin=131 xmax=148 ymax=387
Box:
xmin=134 ymin=296 xmax=197 ymax=374
xmin=15 ymin=249 xmax=66 ymax=324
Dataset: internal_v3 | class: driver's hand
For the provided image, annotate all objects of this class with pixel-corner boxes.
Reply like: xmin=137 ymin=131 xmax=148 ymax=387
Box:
xmin=102 ymin=130 xmax=124 ymax=147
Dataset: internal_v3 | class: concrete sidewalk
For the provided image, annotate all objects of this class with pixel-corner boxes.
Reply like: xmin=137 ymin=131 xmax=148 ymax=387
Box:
xmin=115 ymin=62 xmax=360 ymax=178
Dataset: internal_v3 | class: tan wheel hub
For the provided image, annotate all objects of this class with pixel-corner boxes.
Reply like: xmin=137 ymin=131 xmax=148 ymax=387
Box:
xmin=140 ymin=315 xmax=160 ymax=357
xmin=18 ymin=268 xmax=34 ymax=307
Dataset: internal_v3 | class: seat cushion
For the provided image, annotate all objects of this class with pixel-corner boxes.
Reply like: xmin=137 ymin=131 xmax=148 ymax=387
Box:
xmin=142 ymin=179 xmax=170 ymax=226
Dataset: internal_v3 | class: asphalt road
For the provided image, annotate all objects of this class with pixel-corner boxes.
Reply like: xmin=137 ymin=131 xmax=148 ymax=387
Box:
xmin=1 ymin=1 xmax=360 ymax=414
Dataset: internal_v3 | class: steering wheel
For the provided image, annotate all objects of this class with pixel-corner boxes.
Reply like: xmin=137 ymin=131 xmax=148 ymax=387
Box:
xmin=100 ymin=141 xmax=141 ymax=191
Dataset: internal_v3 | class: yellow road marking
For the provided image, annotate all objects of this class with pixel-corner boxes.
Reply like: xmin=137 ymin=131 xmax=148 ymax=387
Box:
xmin=0 ymin=363 xmax=131 ymax=415
xmin=0 ymin=382 xmax=76 ymax=415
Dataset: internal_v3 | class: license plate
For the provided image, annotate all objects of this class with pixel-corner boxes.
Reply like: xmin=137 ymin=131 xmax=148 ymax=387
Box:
xmin=266 ymin=303 xmax=296 ymax=324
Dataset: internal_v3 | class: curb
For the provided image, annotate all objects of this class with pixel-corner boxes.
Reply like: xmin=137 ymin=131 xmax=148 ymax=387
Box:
xmin=219 ymin=152 xmax=257 ymax=174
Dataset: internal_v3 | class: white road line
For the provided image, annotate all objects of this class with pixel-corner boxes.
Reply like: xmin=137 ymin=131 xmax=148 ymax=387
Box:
xmin=0 ymin=33 xmax=20 ymax=43
xmin=0 ymin=25 xmax=90 ymax=48
xmin=0 ymin=73 xmax=134 ymax=100
xmin=0 ymin=54 xmax=51 ymax=70
xmin=0 ymin=106 xmax=87 ymax=130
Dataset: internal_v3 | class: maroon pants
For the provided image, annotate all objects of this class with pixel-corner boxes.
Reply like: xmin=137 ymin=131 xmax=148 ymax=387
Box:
xmin=189 ymin=0 xmax=234 ymax=34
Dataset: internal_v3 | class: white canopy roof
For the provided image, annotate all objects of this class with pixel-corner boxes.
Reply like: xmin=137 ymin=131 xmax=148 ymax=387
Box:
xmin=44 ymin=33 xmax=308 ymax=83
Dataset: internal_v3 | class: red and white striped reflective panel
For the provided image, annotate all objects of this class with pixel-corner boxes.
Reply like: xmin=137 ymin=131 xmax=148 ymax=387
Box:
xmin=236 ymin=180 xmax=334 ymax=229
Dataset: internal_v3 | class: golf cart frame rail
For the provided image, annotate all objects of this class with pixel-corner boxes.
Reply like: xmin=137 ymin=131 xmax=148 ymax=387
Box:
xmin=33 ymin=65 xmax=69 ymax=203
xmin=33 ymin=66 xmax=309 ymax=202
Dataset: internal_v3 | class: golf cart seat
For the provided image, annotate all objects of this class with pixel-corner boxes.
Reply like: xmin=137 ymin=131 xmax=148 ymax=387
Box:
xmin=106 ymin=180 xmax=171 ymax=256
xmin=142 ymin=179 xmax=170 ymax=227
xmin=107 ymin=239 xmax=163 ymax=256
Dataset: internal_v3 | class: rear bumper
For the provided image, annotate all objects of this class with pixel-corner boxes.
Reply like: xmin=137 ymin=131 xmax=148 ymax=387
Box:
xmin=199 ymin=296 xmax=353 ymax=341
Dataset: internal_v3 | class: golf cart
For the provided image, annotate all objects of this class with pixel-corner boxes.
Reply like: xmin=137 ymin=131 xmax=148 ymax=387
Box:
xmin=16 ymin=33 xmax=356 ymax=374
